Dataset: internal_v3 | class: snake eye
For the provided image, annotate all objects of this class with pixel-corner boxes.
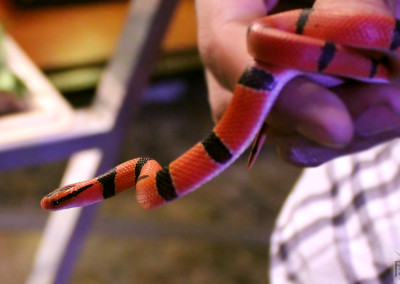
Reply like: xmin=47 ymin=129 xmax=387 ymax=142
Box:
xmin=52 ymin=200 xmax=60 ymax=206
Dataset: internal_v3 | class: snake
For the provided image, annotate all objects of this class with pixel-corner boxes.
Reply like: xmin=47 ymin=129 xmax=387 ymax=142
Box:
xmin=41 ymin=7 xmax=397 ymax=211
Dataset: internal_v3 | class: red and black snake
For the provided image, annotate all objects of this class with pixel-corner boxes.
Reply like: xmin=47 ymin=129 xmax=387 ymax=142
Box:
xmin=41 ymin=7 xmax=398 ymax=210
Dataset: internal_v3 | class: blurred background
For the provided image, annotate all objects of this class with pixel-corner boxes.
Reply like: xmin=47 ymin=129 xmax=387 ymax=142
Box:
xmin=0 ymin=0 xmax=301 ymax=283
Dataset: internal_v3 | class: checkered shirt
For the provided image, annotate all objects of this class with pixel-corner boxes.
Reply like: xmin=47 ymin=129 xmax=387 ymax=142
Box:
xmin=270 ymin=140 xmax=400 ymax=284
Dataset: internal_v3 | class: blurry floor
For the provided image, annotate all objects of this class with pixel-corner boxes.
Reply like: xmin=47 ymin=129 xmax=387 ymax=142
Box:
xmin=0 ymin=70 xmax=301 ymax=283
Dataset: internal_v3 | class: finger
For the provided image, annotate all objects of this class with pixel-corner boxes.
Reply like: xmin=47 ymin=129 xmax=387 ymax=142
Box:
xmin=267 ymin=76 xmax=354 ymax=148
xmin=265 ymin=130 xmax=346 ymax=167
xmin=267 ymin=82 xmax=400 ymax=166
xmin=268 ymin=125 xmax=400 ymax=167
xmin=334 ymin=83 xmax=400 ymax=136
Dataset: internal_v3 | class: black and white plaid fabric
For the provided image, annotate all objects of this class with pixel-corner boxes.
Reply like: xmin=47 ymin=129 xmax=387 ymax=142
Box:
xmin=270 ymin=140 xmax=400 ymax=284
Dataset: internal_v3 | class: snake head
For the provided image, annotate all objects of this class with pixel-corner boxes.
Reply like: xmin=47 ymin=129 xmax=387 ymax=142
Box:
xmin=41 ymin=181 xmax=100 ymax=210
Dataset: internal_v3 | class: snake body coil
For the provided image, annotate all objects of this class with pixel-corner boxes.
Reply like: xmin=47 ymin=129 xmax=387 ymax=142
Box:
xmin=41 ymin=8 xmax=397 ymax=210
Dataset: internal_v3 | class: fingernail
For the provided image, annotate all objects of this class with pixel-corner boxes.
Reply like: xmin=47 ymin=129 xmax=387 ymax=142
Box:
xmin=355 ymin=104 xmax=400 ymax=136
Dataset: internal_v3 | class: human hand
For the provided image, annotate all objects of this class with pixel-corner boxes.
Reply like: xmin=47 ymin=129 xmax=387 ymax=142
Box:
xmin=196 ymin=0 xmax=400 ymax=167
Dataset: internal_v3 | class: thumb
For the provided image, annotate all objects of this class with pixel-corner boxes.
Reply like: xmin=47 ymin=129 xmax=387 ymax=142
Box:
xmin=205 ymin=70 xmax=234 ymax=123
